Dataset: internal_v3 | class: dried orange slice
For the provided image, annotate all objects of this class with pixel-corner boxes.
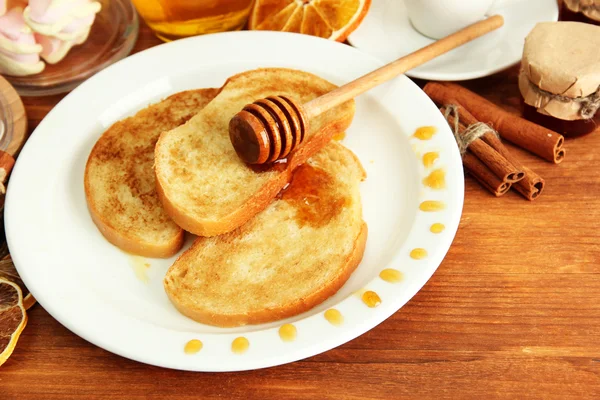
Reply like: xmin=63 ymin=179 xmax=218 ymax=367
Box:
xmin=249 ymin=0 xmax=371 ymax=42
xmin=0 ymin=256 xmax=35 ymax=310
xmin=0 ymin=278 xmax=27 ymax=367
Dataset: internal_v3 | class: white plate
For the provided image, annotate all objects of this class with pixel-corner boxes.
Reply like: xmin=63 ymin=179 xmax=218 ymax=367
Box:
xmin=5 ymin=31 xmax=464 ymax=372
xmin=348 ymin=0 xmax=559 ymax=81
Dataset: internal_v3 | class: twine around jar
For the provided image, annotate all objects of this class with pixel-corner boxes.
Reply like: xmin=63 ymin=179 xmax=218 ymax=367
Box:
xmin=528 ymin=81 xmax=600 ymax=119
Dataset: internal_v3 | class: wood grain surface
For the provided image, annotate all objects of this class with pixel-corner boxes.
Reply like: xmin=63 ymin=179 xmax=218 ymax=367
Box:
xmin=2 ymin=19 xmax=600 ymax=400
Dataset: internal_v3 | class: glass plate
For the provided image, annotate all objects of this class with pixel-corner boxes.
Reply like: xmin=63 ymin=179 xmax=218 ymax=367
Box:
xmin=5 ymin=0 xmax=139 ymax=97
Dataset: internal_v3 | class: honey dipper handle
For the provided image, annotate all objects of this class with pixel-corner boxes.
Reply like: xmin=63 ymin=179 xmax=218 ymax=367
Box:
xmin=303 ymin=15 xmax=504 ymax=119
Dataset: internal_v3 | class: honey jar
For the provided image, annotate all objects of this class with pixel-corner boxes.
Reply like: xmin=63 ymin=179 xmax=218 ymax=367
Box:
xmin=519 ymin=22 xmax=600 ymax=137
xmin=562 ymin=0 xmax=600 ymax=26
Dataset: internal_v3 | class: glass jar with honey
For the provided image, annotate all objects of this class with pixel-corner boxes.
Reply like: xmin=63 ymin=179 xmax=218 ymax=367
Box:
xmin=131 ymin=0 xmax=255 ymax=41
xmin=519 ymin=21 xmax=600 ymax=137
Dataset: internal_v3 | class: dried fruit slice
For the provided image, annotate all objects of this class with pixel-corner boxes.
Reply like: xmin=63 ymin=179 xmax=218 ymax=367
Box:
xmin=301 ymin=5 xmax=332 ymax=38
xmin=0 ymin=256 xmax=35 ymax=310
xmin=254 ymin=2 xmax=297 ymax=31
xmin=249 ymin=0 xmax=371 ymax=42
xmin=250 ymin=0 xmax=294 ymax=28
xmin=282 ymin=5 xmax=304 ymax=32
xmin=0 ymin=278 xmax=27 ymax=367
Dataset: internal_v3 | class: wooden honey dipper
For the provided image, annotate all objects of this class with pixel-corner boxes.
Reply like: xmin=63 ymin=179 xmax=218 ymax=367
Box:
xmin=229 ymin=15 xmax=504 ymax=165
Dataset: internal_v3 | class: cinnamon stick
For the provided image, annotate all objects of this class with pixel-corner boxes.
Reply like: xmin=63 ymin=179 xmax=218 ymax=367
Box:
xmin=445 ymin=103 xmax=545 ymax=201
xmin=442 ymin=107 xmax=524 ymax=183
xmin=512 ymin=165 xmax=544 ymax=200
xmin=482 ymin=134 xmax=545 ymax=200
xmin=424 ymin=82 xmax=565 ymax=163
xmin=463 ymin=152 xmax=512 ymax=196
xmin=447 ymin=117 xmax=512 ymax=196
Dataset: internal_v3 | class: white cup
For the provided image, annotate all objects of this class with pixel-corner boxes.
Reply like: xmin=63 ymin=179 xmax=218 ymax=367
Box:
xmin=404 ymin=0 xmax=500 ymax=39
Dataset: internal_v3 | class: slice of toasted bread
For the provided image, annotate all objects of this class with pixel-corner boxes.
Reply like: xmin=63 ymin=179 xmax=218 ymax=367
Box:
xmin=84 ymin=89 xmax=219 ymax=258
xmin=154 ymin=68 xmax=355 ymax=237
xmin=164 ymin=141 xmax=366 ymax=327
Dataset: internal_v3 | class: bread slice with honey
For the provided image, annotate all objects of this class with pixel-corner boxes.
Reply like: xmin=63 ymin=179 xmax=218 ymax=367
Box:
xmin=164 ymin=141 xmax=367 ymax=327
xmin=84 ymin=88 xmax=219 ymax=258
xmin=154 ymin=68 xmax=355 ymax=237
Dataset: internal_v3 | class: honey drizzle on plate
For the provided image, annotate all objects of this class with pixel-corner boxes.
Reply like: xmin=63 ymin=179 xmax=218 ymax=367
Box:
xmin=184 ymin=339 xmax=203 ymax=354
xmin=423 ymin=169 xmax=446 ymax=189
xmin=231 ymin=337 xmax=249 ymax=354
xmin=422 ymin=151 xmax=439 ymax=168
xmin=279 ymin=324 xmax=297 ymax=342
xmin=419 ymin=200 xmax=446 ymax=212
xmin=430 ymin=223 xmax=445 ymax=233
xmin=413 ymin=126 xmax=437 ymax=140
xmin=362 ymin=291 xmax=381 ymax=308
xmin=324 ymin=309 xmax=343 ymax=326
xmin=410 ymin=248 xmax=428 ymax=260
xmin=379 ymin=268 xmax=403 ymax=283
xmin=128 ymin=255 xmax=150 ymax=283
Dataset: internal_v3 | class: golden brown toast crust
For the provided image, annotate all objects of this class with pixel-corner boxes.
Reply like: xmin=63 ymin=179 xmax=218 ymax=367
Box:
xmin=154 ymin=68 xmax=355 ymax=237
xmin=166 ymin=224 xmax=367 ymax=327
xmin=85 ymin=89 xmax=219 ymax=258
xmin=163 ymin=142 xmax=367 ymax=327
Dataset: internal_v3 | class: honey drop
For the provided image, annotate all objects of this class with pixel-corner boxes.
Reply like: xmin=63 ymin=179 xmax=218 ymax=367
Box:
xmin=231 ymin=337 xmax=249 ymax=354
xmin=413 ymin=126 xmax=437 ymax=140
xmin=332 ymin=131 xmax=346 ymax=141
xmin=410 ymin=248 xmax=428 ymax=260
xmin=278 ymin=324 xmax=297 ymax=342
xmin=362 ymin=291 xmax=382 ymax=308
xmin=419 ymin=200 xmax=445 ymax=212
xmin=324 ymin=309 xmax=344 ymax=326
xmin=379 ymin=268 xmax=403 ymax=283
xmin=422 ymin=152 xmax=439 ymax=168
xmin=430 ymin=223 xmax=445 ymax=233
xmin=184 ymin=339 xmax=203 ymax=354
xmin=128 ymin=255 xmax=150 ymax=283
xmin=423 ymin=169 xmax=446 ymax=189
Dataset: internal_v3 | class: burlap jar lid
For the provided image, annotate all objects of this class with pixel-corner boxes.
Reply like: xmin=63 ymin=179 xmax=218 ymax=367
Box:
xmin=519 ymin=21 xmax=600 ymax=120
xmin=564 ymin=0 xmax=600 ymax=22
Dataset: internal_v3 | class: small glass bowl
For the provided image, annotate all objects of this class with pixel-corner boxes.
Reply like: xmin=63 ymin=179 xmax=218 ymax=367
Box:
xmin=5 ymin=0 xmax=139 ymax=97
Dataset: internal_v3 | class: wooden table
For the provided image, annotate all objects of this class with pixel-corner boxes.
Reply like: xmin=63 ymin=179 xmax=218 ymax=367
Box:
xmin=3 ymin=22 xmax=600 ymax=400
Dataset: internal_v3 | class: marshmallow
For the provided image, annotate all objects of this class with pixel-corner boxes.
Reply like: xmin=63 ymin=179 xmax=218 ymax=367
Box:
xmin=0 ymin=7 xmax=44 ymax=76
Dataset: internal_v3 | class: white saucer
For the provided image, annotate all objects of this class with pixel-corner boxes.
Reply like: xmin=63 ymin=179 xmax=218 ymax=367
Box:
xmin=348 ymin=0 xmax=559 ymax=81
